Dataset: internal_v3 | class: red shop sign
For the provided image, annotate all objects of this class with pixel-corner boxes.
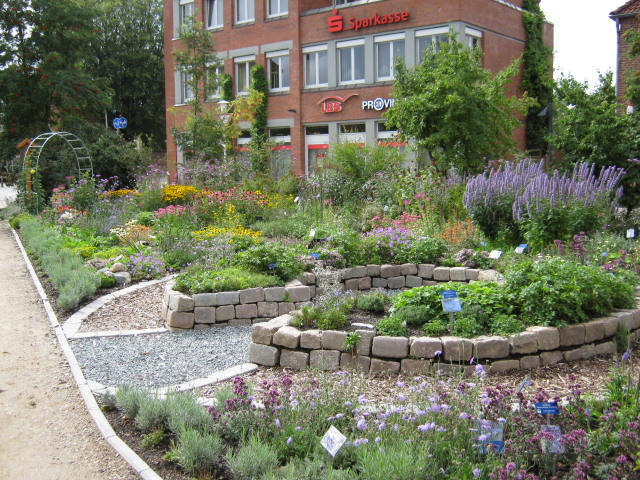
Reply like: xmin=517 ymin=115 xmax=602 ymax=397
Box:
xmin=328 ymin=9 xmax=410 ymax=33
xmin=318 ymin=94 xmax=359 ymax=114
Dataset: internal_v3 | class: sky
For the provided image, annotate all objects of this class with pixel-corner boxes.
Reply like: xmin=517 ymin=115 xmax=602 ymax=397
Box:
xmin=539 ymin=0 xmax=623 ymax=89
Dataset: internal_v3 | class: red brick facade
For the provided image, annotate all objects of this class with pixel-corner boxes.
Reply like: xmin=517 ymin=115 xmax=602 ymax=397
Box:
xmin=611 ymin=0 xmax=640 ymax=102
xmin=164 ymin=0 xmax=553 ymax=179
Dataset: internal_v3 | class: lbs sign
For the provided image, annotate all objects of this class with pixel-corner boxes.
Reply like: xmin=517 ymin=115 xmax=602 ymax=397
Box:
xmin=328 ymin=9 xmax=410 ymax=33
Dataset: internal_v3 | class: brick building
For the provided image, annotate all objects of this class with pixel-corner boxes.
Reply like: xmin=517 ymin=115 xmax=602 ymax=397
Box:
xmin=164 ymin=0 xmax=553 ymax=178
xmin=611 ymin=0 xmax=640 ymax=102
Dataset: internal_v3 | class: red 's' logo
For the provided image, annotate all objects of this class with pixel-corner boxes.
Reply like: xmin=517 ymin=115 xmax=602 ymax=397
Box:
xmin=327 ymin=9 xmax=343 ymax=33
xmin=318 ymin=94 xmax=358 ymax=113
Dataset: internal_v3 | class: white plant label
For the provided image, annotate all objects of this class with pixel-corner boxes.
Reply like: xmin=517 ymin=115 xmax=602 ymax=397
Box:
xmin=321 ymin=426 xmax=347 ymax=457
xmin=489 ymin=250 xmax=502 ymax=259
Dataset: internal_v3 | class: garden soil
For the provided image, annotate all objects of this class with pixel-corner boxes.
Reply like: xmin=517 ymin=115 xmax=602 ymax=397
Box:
xmin=0 ymin=221 xmax=138 ymax=480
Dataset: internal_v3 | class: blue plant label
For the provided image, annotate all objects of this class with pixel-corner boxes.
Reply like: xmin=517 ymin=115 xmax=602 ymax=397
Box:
xmin=309 ymin=253 xmax=321 ymax=260
xmin=489 ymin=250 xmax=502 ymax=259
xmin=601 ymin=252 xmax=608 ymax=257
xmin=540 ymin=424 xmax=565 ymax=454
xmin=267 ymin=263 xmax=277 ymax=270
xmin=476 ymin=420 xmax=504 ymax=455
xmin=627 ymin=228 xmax=637 ymax=239
xmin=321 ymin=426 xmax=346 ymax=457
xmin=480 ymin=241 xmax=487 ymax=246
xmin=515 ymin=244 xmax=528 ymax=254
xmin=440 ymin=290 xmax=462 ymax=313
xmin=535 ymin=402 xmax=559 ymax=415
xmin=516 ymin=376 xmax=532 ymax=394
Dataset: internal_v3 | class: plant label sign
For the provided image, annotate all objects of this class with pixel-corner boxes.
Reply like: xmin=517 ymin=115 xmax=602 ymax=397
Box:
xmin=516 ymin=376 xmax=532 ymax=395
xmin=440 ymin=290 xmax=462 ymax=313
xmin=515 ymin=244 xmax=528 ymax=254
xmin=540 ymin=424 xmax=565 ymax=454
xmin=534 ymin=402 xmax=559 ymax=415
xmin=489 ymin=250 xmax=502 ymax=259
xmin=476 ymin=420 xmax=504 ymax=454
xmin=321 ymin=426 xmax=346 ymax=457
xmin=627 ymin=228 xmax=637 ymax=239
xmin=309 ymin=228 xmax=316 ymax=238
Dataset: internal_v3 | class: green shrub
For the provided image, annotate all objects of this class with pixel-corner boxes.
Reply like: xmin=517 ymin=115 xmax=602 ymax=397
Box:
xmin=355 ymin=292 xmax=385 ymax=312
xmin=396 ymin=236 xmax=447 ymax=264
xmin=328 ymin=231 xmax=367 ymax=267
xmin=316 ymin=308 xmax=348 ymax=330
xmin=375 ymin=315 xmax=408 ymax=337
xmin=135 ymin=211 xmax=156 ymax=226
xmin=450 ymin=307 xmax=484 ymax=338
xmin=99 ymin=273 xmax=116 ymax=289
xmin=141 ymin=429 xmax=166 ymax=449
xmin=392 ymin=305 xmax=430 ymax=326
xmin=167 ymin=428 xmax=224 ymax=476
xmin=174 ymin=267 xmax=282 ymax=294
xmin=422 ymin=319 xmax=447 ymax=336
xmin=489 ymin=313 xmax=525 ymax=336
xmin=292 ymin=304 xmax=319 ymax=328
xmin=233 ymin=241 xmax=305 ymax=281
xmin=226 ymin=435 xmax=279 ymax=480
xmin=165 ymin=392 xmax=213 ymax=437
xmin=115 ymin=385 xmax=147 ymax=419
xmin=343 ymin=331 xmax=360 ymax=354
xmin=9 ymin=213 xmax=32 ymax=229
xmin=135 ymin=394 xmax=170 ymax=432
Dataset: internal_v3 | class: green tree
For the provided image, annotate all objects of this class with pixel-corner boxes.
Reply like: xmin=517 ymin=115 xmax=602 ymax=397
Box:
xmin=549 ymin=73 xmax=640 ymax=210
xmin=171 ymin=20 xmax=225 ymax=162
xmin=85 ymin=0 xmax=165 ymax=150
xmin=249 ymin=64 xmax=269 ymax=174
xmin=522 ymin=0 xmax=553 ymax=154
xmin=0 ymin=0 xmax=110 ymax=161
xmin=386 ymin=35 xmax=532 ymax=174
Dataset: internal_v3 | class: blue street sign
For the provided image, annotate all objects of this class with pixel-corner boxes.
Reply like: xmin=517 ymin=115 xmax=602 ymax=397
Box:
xmin=112 ymin=116 xmax=128 ymax=129
xmin=534 ymin=402 xmax=559 ymax=415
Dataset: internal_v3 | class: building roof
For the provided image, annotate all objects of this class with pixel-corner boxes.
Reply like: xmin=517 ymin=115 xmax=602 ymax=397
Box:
xmin=611 ymin=0 xmax=640 ymax=17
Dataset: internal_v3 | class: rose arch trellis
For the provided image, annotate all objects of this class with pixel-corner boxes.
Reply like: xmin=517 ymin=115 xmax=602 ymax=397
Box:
xmin=23 ymin=131 xmax=93 ymax=177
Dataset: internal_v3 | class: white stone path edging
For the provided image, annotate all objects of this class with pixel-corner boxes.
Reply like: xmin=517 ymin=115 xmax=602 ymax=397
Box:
xmin=12 ymin=229 xmax=259 ymax=480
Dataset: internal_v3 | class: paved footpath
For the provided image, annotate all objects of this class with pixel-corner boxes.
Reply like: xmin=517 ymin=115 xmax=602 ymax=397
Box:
xmin=0 ymin=221 xmax=139 ymax=480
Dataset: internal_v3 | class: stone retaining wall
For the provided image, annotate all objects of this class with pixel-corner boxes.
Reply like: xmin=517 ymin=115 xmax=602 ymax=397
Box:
xmin=248 ymin=305 xmax=640 ymax=375
xmin=162 ymin=264 xmax=498 ymax=330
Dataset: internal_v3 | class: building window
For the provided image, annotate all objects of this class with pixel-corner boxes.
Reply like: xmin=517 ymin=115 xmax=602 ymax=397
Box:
xmin=303 ymin=45 xmax=328 ymax=88
xmin=235 ymin=0 xmax=254 ymax=24
xmin=179 ymin=71 xmax=194 ymax=103
xmin=305 ymin=125 xmax=329 ymax=174
xmin=375 ymin=34 xmax=405 ymax=81
xmin=338 ymin=39 xmax=365 ymax=85
xmin=416 ymin=27 xmax=449 ymax=62
xmin=465 ymin=27 xmax=483 ymax=50
xmin=205 ymin=0 xmax=223 ymax=29
xmin=178 ymin=0 xmax=194 ymax=32
xmin=267 ymin=50 xmax=290 ymax=92
xmin=339 ymin=123 xmax=366 ymax=144
xmin=269 ymin=127 xmax=291 ymax=180
xmin=234 ymin=56 xmax=255 ymax=95
xmin=267 ymin=0 xmax=287 ymax=17
xmin=334 ymin=0 xmax=360 ymax=5
xmin=207 ymin=65 xmax=224 ymax=100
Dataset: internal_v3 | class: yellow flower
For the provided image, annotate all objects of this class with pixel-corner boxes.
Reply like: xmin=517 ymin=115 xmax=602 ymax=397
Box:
xmin=161 ymin=184 xmax=200 ymax=203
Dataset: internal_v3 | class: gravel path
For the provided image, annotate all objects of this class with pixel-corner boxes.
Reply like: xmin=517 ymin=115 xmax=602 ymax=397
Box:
xmin=70 ymin=327 xmax=251 ymax=389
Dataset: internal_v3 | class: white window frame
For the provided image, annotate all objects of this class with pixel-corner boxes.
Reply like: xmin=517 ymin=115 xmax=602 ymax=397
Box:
xmin=207 ymin=65 xmax=224 ymax=100
xmin=234 ymin=55 xmax=255 ymax=95
xmin=375 ymin=33 xmax=405 ymax=81
xmin=179 ymin=70 xmax=194 ymax=104
xmin=303 ymin=44 xmax=328 ymax=88
xmin=235 ymin=0 xmax=255 ymax=24
xmin=267 ymin=50 xmax=290 ymax=92
xmin=267 ymin=0 xmax=288 ymax=18
xmin=416 ymin=26 xmax=449 ymax=62
xmin=337 ymin=39 xmax=365 ymax=85
xmin=205 ymin=0 xmax=223 ymax=29
xmin=465 ymin=27 xmax=483 ymax=49
xmin=178 ymin=0 xmax=194 ymax=33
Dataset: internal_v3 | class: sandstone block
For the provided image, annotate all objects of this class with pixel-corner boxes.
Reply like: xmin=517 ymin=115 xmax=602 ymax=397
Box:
xmin=400 ymin=263 xmax=418 ymax=275
xmin=229 ymin=319 xmax=251 ymax=326
xmin=401 ymin=359 xmax=431 ymax=375
xmin=367 ymin=264 xmax=381 ymax=277
xmin=405 ymin=275 xmax=422 ymax=288
xmin=615 ymin=310 xmax=640 ymax=331
xmin=310 ymin=350 xmax=340 ymax=370
xmin=358 ymin=277 xmax=372 ymax=290
xmin=216 ymin=291 xmax=239 ymax=305
xmin=340 ymin=353 xmax=371 ymax=372
xmin=264 ymin=287 xmax=286 ymax=302
xmin=509 ymin=331 xmax=538 ymax=355
xmin=527 ymin=326 xmax=560 ymax=350
xmin=167 ymin=311 xmax=194 ymax=329
xmin=540 ymin=350 xmax=563 ymax=366
xmin=300 ymin=330 xmax=322 ymax=349
xmin=602 ymin=317 xmax=619 ymax=338
xmin=342 ymin=266 xmax=367 ymax=280
xmin=372 ymin=278 xmax=388 ymax=288
xmin=257 ymin=302 xmax=278 ymax=318
xmin=418 ymin=264 xmax=435 ymax=279
xmin=168 ymin=293 xmax=194 ymax=312
xmin=372 ymin=336 xmax=409 ymax=359
xmin=370 ymin=358 xmax=400 ymax=374
xmin=113 ymin=272 xmax=131 ymax=286
xmin=273 ymin=326 xmax=301 ymax=349
xmin=489 ymin=359 xmax=519 ymax=374
xmin=249 ymin=343 xmax=280 ymax=366
xmin=450 ymin=267 xmax=467 ymax=282
xmin=344 ymin=278 xmax=360 ymax=291
xmin=433 ymin=267 xmax=450 ymax=281
xmin=322 ymin=330 xmax=348 ymax=351
xmin=387 ymin=276 xmax=405 ymax=289
xmin=239 ymin=288 xmax=264 ymax=304
xmin=236 ymin=304 xmax=258 ymax=319
xmin=466 ymin=269 xmax=480 ymax=281
xmin=442 ymin=336 xmax=473 ymax=362
xmin=278 ymin=303 xmax=295 ymax=315
xmin=193 ymin=324 xmax=210 ymax=330
xmin=477 ymin=270 xmax=501 ymax=282
xmin=409 ymin=337 xmax=442 ymax=359
xmin=355 ymin=330 xmax=375 ymax=356
xmin=194 ymin=307 xmax=215 ymax=324
xmin=193 ymin=293 xmax=217 ymax=307
xmin=286 ymin=286 xmax=311 ymax=303
xmin=280 ymin=350 xmax=309 ymax=370
xmin=584 ymin=320 xmax=607 ymax=343
xmin=252 ymin=325 xmax=275 ymax=344
xmin=380 ymin=264 xmax=402 ymax=278
xmin=595 ymin=341 xmax=616 ymax=355
xmin=299 ymin=272 xmax=316 ymax=285
xmin=474 ymin=336 xmax=510 ymax=359
xmin=564 ymin=344 xmax=597 ymax=362
xmin=216 ymin=305 xmax=235 ymax=321
xmin=422 ymin=280 xmax=437 ymax=286
xmin=520 ymin=355 xmax=540 ymax=370
xmin=559 ymin=324 xmax=585 ymax=347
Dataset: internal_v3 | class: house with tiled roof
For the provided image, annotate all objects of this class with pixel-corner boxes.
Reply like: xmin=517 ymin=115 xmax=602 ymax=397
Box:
xmin=610 ymin=0 xmax=640 ymax=101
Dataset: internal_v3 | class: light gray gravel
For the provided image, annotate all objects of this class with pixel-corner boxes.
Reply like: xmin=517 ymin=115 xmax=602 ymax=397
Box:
xmin=70 ymin=326 xmax=251 ymax=389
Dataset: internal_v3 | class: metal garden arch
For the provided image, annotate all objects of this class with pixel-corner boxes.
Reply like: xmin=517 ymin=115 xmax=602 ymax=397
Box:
xmin=23 ymin=131 xmax=93 ymax=177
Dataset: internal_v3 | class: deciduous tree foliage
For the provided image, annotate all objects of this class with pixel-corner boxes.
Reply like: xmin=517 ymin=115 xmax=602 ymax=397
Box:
xmin=386 ymin=37 xmax=532 ymax=174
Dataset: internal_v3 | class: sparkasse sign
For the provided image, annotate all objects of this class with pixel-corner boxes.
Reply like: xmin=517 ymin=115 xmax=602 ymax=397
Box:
xmin=328 ymin=9 xmax=410 ymax=33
